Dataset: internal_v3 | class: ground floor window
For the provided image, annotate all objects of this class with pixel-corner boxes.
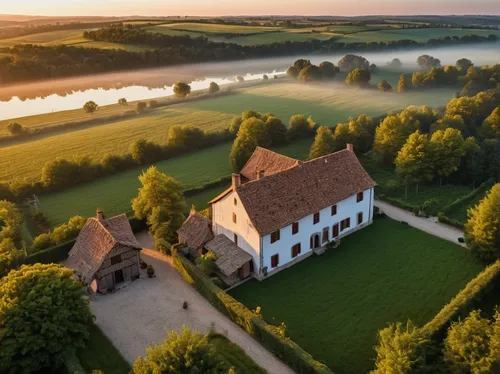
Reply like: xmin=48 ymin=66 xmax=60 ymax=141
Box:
xmin=341 ymin=218 xmax=351 ymax=231
xmin=322 ymin=227 xmax=329 ymax=243
xmin=357 ymin=212 xmax=363 ymax=225
xmin=271 ymin=254 xmax=279 ymax=268
xmin=333 ymin=223 xmax=339 ymax=238
xmin=291 ymin=243 xmax=301 ymax=258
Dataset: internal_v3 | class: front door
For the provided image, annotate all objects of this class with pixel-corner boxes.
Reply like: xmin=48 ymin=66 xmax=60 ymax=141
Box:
xmin=314 ymin=234 xmax=320 ymax=249
xmin=114 ymin=269 xmax=124 ymax=284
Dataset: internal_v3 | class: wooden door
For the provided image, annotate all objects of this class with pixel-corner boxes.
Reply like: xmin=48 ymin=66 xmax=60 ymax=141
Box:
xmin=114 ymin=269 xmax=124 ymax=284
xmin=314 ymin=234 xmax=320 ymax=248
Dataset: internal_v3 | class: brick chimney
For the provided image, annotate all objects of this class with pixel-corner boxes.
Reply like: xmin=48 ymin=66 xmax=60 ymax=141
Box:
xmin=346 ymin=143 xmax=354 ymax=152
xmin=232 ymin=173 xmax=241 ymax=189
xmin=256 ymin=170 xmax=265 ymax=180
xmin=96 ymin=208 xmax=104 ymax=222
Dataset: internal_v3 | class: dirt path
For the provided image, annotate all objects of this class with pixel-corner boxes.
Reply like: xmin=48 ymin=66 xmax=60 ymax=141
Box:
xmin=90 ymin=238 xmax=293 ymax=374
xmin=374 ymin=200 xmax=466 ymax=247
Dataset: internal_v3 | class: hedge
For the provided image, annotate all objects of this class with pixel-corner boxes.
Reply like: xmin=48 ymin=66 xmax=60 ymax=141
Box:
xmin=437 ymin=213 xmax=464 ymax=230
xmin=173 ymin=254 xmax=332 ymax=374
xmin=421 ymin=259 xmax=500 ymax=342
xmin=376 ymin=194 xmax=417 ymax=212
xmin=25 ymin=240 xmax=76 ymax=265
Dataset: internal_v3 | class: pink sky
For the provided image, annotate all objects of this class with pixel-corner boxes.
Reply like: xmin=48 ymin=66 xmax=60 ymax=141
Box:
xmin=3 ymin=0 xmax=500 ymax=17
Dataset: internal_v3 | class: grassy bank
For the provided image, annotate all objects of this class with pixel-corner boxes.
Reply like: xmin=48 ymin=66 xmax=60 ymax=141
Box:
xmin=229 ymin=218 xmax=483 ymax=373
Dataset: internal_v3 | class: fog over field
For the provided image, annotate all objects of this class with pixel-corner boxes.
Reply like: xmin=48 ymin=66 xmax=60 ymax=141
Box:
xmin=0 ymin=42 xmax=498 ymax=120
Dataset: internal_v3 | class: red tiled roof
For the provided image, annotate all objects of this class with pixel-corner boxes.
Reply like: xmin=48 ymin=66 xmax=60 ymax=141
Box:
xmin=240 ymin=147 xmax=299 ymax=181
xmin=236 ymin=149 xmax=376 ymax=236
xmin=177 ymin=211 xmax=214 ymax=249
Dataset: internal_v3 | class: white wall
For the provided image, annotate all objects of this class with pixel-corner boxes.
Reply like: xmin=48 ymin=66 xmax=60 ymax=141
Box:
xmin=211 ymin=190 xmax=261 ymax=270
xmin=261 ymin=187 xmax=374 ymax=273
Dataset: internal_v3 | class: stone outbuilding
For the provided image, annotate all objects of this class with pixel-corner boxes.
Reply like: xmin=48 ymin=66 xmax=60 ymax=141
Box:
xmin=67 ymin=210 xmax=142 ymax=293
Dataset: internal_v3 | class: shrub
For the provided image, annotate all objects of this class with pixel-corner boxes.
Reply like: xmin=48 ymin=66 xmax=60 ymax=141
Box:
xmin=208 ymin=81 xmax=220 ymax=94
xmin=147 ymin=99 xmax=159 ymax=108
xmin=118 ymin=98 xmax=128 ymax=106
xmin=0 ymin=238 xmax=25 ymax=278
xmin=7 ymin=122 xmax=25 ymax=135
xmin=0 ymin=264 xmax=92 ymax=373
xmin=263 ymin=74 xmax=268 ymax=80
xmin=31 ymin=215 xmax=86 ymax=253
xmin=422 ymin=198 xmax=440 ymax=216
xmin=154 ymin=238 xmax=171 ymax=256
xmin=458 ymin=237 xmax=465 ymax=243
xmin=135 ymin=101 xmax=147 ymax=114
xmin=147 ymin=265 xmax=155 ymax=278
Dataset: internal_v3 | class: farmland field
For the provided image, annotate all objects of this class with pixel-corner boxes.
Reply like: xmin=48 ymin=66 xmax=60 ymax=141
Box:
xmin=37 ymin=138 xmax=312 ymax=226
xmin=229 ymin=218 xmax=483 ymax=373
xmin=0 ymin=79 xmax=456 ymax=182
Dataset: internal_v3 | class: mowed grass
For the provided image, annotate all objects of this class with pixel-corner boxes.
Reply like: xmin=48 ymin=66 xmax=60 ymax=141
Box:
xmin=0 ymin=80 xmax=456 ymax=182
xmin=38 ymin=138 xmax=313 ymax=227
xmin=229 ymin=218 xmax=483 ymax=373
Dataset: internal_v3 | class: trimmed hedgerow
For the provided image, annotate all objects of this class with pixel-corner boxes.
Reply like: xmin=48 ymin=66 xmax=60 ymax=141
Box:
xmin=173 ymin=254 xmax=331 ymax=374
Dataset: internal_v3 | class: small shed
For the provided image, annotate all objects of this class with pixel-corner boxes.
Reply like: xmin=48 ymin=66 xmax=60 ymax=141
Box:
xmin=205 ymin=234 xmax=253 ymax=285
xmin=177 ymin=210 xmax=214 ymax=255
xmin=67 ymin=210 xmax=142 ymax=293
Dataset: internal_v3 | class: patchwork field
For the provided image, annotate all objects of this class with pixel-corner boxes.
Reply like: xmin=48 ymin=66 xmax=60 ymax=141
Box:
xmin=0 ymin=79 xmax=456 ymax=183
xmin=37 ymin=138 xmax=312 ymax=227
xmin=229 ymin=218 xmax=483 ymax=373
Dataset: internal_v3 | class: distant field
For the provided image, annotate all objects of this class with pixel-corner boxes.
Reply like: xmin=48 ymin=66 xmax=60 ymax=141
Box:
xmin=38 ymin=138 xmax=312 ymax=226
xmin=0 ymin=78 xmax=456 ymax=182
xmin=153 ymin=22 xmax=277 ymax=34
xmin=230 ymin=218 xmax=483 ymax=373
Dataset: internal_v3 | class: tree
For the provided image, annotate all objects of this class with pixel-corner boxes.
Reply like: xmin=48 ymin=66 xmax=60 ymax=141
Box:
xmin=444 ymin=310 xmax=495 ymax=373
xmin=230 ymin=118 xmax=271 ymax=170
xmin=208 ymin=82 xmax=220 ymax=94
xmin=83 ymin=100 xmax=98 ymax=115
xmin=429 ymin=128 xmax=465 ymax=186
xmin=147 ymin=100 xmax=159 ymax=108
xmin=395 ymin=131 xmax=433 ymax=197
xmin=298 ymin=65 xmax=322 ymax=83
xmin=345 ymin=68 xmax=371 ymax=87
xmin=129 ymin=139 xmax=161 ymax=164
xmin=462 ymin=137 xmax=486 ymax=189
xmin=173 ymin=82 xmax=191 ymax=98
xmin=135 ymin=101 xmax=147 ymax=114
xmin=132 ymin=326 xmax=223 ymax=374
xmin=378 ymin=80 xmax=392 ymax=92
xmin=132 ymin=166 xmax=186 ymax=243
xmin=416 ymin=55 xmax=441 ymax=70
xmin=397 ymin=74 xmax=410 ymax=93
xmin=263 ymin=74 xmax=268 ymax=80
xmin=387 ymin=58 xmax=402 ymax=70
xmin=7 ymin=122 xmax=24 ymax=135
xmin=236 ymin=75 xmax=244 ymax=83
xmin=338 ymin=54 xmax=369 ymax=71
xmin=229 ymin=116 xmax=243 ymax=135
xmin=118 ymin=98 xmax=128 ymax=106
xmin=372 ymin=321 xmax=429 ymax=374
xmin=481 ymin=106 xmax=500 ymax=138
xmin=465 ymin=184 xmax=500 ymax=261
xmin=265 ymin=116 xmax=288 ymax=145
xmin=287 ymin=66 xmax=298 ymax=78
xmin=292 ymin=59 xmax=312 ymax=72
xmin=0 ymin=264 xmax=92 ymax=373
xmin=0 ymin=238 xmax=24 ymax=278
xmin=456 ymin=58 xmax=473 ymax=74
xmin=166 ymin=125 xmax=205 ymax=150
xmin=288 ymin=114 xmax=313 ymax=140
xmin=319 ymin=61 xmax=337 ymax=78
xmin=196 ymin=251 xmax=217 ymax=276
xmin=430 ymin=115 xmax=466 ymax=134
xmin=309 ymin=126 xmax=335 ymax=159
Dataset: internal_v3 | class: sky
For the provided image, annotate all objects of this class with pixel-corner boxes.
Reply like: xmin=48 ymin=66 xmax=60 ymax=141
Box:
xmin=3 ymin=0 xmax=500 ymax=17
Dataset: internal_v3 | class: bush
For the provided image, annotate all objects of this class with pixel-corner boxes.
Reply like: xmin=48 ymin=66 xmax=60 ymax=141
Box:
xmin=0 ymin=264 xmax=92 ymax=373
xmin=173 ymin=255 xmax=332 ymax=374
xmin=25 ymin=240 xmax=76 ymax=264
xmin=147 ymin=99 xmax=159 ymax=108
xmin=147 ymin=265 xmax=155 ymax=278
xmin=422 ymin=198 xmax=440 ymax=216
xmin=7 ymin=122 xmax=25 ymax=135
xmin=135 ymin=101 xmax=147 ymax=114
xmin=458 ymin=237 xmax=465 ymax=243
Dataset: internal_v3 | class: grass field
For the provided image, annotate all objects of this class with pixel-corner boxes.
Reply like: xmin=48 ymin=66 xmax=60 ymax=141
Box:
xmin=77 ymin=324 xmax=131 ymax=374
xmin=0 ymin=79 xmax=456 ymax=183
xmin=37 ymin=138 xmax=312 ymax=227
xmin=229 ymin=218 xmax=483 ymax=373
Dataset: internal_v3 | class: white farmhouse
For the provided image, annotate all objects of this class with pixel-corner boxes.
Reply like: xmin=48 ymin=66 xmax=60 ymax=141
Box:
xmin=208 ymin=144 xmax=376 ymax=279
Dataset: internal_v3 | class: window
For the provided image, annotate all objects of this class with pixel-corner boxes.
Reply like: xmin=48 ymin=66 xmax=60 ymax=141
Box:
xmin=313 ymin=212 xmax=320 ymax=224
xmin=234 ymin=234 xmax=238 ymax=246
xmin=234 ymin=198 xmax=237 ymax=206
xmin=292 ymin=222 xmax=299 ymax=235
xmin=271 ymin=254 xmax=279 ymax=268
xmin=341 ymin=218 xmax=351 ymax=231
xmin=270 ymin=229 xmax=281 ymax=243
xmin=291 ymin=243 xmax=301 ymax=258
xmin=357 ymin=212 xmax=363 ymax=225
xmin=111 ymin=254 xmax=121 ymax=265
xmin=232 ymin=213 xmax=237 ymax=224
xmin=357 ymin=192 xmax=364 ymax=203
xmin=332 ymin=223 xmax=339 ymax=238
xmin=322 ymin=227 xmax=329 ymax=243
xmin=331 ymin=205 xmax=337 ymax=216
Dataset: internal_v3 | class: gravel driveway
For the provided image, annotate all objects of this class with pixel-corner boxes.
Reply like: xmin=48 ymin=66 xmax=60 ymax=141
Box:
xmin=90 ymin=235 xmax=293 ymax=374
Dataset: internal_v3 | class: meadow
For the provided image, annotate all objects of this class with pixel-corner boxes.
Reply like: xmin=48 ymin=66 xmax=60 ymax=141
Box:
xmin=37 ymin=138 xmax=312 ymax=226
xmin=0 ymin=79 xmax=456 ymax=183
xmin=229 ymin=218 xmax=483 ymax=373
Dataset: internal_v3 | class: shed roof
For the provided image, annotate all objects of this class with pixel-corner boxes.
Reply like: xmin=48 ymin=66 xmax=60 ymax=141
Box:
xmin=66 ymin=214 xmax=141 ymax=283
xmin=177 ymin=211 xmax=214 ymax=249
xmin=205 ymin=234 xmax=253 ymax=276
xmin=236 ymin=149 xmax=376 ymax=236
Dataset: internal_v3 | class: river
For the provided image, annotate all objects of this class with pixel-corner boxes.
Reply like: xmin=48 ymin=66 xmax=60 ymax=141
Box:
xmin=0 ymin=42 xmax=499 ymax=121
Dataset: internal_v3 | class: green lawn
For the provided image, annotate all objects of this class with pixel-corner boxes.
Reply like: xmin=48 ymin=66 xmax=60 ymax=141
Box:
xmin=209 ymin=333 xmax=267 ymax=374
xmin=78 ymin=324 xmax=131 ymax=374
xmin=229 ymin=218 xmax=483 ymax=373
xmin=38 ymin=138 xmax=313 ymax=227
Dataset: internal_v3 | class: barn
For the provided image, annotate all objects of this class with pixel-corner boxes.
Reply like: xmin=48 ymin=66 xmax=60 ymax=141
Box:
xmin=67 ymin=210 xmax=142 ymax=293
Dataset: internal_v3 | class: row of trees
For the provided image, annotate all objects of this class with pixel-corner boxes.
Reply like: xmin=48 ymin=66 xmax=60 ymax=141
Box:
xmin=229 ymin=110 xmax=317 ymax=169
xmin=286 ymin=59 xmax=339 ymax=83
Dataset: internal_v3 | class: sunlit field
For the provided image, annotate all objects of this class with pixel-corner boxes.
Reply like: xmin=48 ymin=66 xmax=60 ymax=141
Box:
xmin=230 ymin=218 xmax=483 ymax=373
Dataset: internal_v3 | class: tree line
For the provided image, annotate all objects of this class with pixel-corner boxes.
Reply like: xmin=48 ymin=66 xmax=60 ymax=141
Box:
xmin=0 ymin=29 xmax=496 ymax=85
